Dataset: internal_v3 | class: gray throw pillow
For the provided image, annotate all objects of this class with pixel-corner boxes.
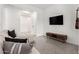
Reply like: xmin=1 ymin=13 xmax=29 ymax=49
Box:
xmin=3 ymin=41 xmax=33 ymax=54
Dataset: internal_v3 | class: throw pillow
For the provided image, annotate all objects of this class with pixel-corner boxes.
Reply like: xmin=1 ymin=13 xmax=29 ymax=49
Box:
xmin=8 ymin=30 xmax=16 ymax=38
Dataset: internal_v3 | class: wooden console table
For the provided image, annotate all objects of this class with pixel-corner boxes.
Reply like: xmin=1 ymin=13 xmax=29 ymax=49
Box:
xmin=46 ymin=32 xmax=67 ymax=43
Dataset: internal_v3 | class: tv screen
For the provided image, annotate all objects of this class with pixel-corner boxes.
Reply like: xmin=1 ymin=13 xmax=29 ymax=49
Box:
xmin=49 ymin=15 xmax=63 ymax=25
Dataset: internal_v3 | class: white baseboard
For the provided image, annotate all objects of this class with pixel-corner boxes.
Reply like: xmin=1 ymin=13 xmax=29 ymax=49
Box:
xmin=66 ymin=41 xmax=79 ymax=46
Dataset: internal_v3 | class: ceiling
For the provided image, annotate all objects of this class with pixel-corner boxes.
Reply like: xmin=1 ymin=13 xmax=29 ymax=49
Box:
xmin=7 ymin=4 xmax=78 ymax=10
xmin=28 ymin=4 xmax=53 ymax=9
xmin=12 ymin=4 xmax=54 ymax=10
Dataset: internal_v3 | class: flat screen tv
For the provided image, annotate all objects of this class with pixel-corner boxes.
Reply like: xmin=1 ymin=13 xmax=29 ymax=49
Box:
xmin=49 ymin=15 xmax=63 ymax=25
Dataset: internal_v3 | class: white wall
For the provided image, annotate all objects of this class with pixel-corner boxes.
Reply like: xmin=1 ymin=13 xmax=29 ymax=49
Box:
xmin=0 ymin=4 xmax=79 ymax=45
xmin=43 ymin=4 xmax=79 ymax=45
xmin=1 ymin=5 xmax=20 ymax=35
xmin=13 ymin=4 xmax=44 ymax=36
xmin=0 ymin=5 xmax=3 ymax=31
xmin=1 ymin=5 xmax=44 ymax=36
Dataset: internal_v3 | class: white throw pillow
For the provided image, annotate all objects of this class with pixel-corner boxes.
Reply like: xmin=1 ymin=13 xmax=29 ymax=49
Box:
xmin=0 ymin=30 xmax=11 ymax=38
xmin=16 ymin=32 xmax=29 ymax=39
xmin=16 ymin=32 xmax=36 ymax=44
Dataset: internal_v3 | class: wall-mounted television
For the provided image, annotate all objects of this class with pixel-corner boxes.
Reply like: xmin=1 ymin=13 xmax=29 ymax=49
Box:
xmin=49 ymin=15 xmax=63 ymax=25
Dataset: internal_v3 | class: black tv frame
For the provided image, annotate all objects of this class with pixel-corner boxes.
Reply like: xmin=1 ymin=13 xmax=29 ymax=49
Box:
xmin=49 ymin=15 xmax=63 ymax=25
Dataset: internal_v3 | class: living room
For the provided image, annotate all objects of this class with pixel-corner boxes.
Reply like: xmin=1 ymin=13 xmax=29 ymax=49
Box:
xmin=0 ymin=4 xmax=79 ymax=54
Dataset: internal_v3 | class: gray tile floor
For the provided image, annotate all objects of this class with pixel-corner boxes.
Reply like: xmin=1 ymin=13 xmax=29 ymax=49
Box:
xmin=33 ymin=36 xmax=78 ymax=54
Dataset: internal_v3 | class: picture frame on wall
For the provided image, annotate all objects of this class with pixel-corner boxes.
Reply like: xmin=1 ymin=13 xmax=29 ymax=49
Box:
xmin=75 ymin=7 xmax=79 ymax=29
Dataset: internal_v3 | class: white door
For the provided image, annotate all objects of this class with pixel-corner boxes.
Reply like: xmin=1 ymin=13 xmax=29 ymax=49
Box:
xmin=20 ymin=13 xmax=33 ymax=33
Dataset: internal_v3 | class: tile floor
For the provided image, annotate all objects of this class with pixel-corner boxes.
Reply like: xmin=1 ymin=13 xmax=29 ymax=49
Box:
xmin=33 ymin=36 xmax=78 ymax=54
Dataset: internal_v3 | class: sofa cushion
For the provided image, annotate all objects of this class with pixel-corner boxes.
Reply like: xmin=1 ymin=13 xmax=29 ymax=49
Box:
xmin=3 ymin=41 xmax=33 ymax=54
xmin=0 ymin=35 xmax=5 ymax=54
xmin=0 ymin=45 xmax=3 ymax=54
